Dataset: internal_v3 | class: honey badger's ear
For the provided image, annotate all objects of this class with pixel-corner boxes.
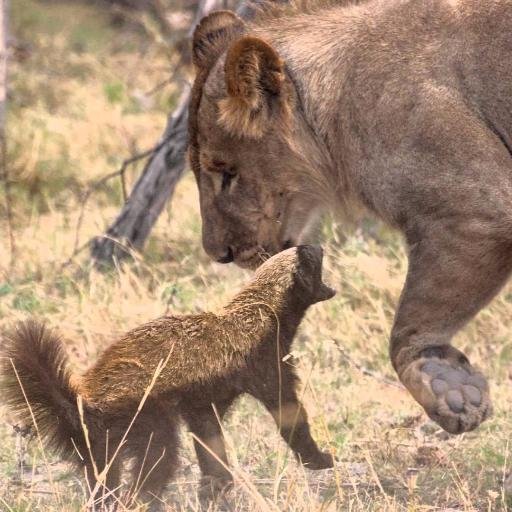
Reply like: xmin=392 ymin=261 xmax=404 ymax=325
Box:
xmin=219 ymin=36 xmax=288 ymax=139
xmin=192 ymin=11 xmax=246 ymax=70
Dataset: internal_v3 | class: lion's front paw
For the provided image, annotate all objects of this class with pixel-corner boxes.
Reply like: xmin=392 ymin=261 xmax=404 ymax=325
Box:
xmin=401 ymin=349 xmax=492 ymax=434
xmin=301 ymin=451 xmax=336 ymax=470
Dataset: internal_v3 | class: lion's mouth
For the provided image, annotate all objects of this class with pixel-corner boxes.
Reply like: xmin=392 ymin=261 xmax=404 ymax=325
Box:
xmin=233 ymin=240 xmax=298 ymax=269
xmin=234 ymin=246 xmax=269 ymax=269
xmin=281 ymin=239 xmax=295 ymax=250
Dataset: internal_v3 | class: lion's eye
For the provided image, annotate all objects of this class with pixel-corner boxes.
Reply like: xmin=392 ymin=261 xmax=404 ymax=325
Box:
xmin=221 ymin=172 xmax=233 ymax=192
xmin=205 ymin=160 xmax=236 ymax=193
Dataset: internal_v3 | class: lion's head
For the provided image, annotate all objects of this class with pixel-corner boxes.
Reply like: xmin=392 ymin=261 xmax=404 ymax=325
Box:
xmin=189 ymin=11 xmax=334 ymax=269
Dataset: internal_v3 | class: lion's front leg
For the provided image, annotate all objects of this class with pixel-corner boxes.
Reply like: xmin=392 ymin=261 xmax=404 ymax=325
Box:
xmin=398 ymin=344 xmax=491 ymax=433
xmin=390 ymin=227 xmax=512 ymax=434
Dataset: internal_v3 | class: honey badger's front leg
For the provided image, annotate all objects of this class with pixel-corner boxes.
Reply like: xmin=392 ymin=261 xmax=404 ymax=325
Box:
xmin=254 ymin=363 xmax=335 ymax=469
xmin=391 ymin=223 xmax=512 ymax=433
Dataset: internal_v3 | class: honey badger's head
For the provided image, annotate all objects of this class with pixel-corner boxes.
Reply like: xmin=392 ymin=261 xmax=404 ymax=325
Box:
xmin=254 ymin=245 xmax=336 ymax=305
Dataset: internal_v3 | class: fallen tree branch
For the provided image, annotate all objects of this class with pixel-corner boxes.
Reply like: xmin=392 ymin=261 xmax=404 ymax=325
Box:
xmin=90 ymin=85 xmax=190 ymax=264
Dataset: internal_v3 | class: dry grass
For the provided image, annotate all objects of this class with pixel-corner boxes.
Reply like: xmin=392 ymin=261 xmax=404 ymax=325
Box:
xmin=1 ymin=1 xmax=512 ymax=510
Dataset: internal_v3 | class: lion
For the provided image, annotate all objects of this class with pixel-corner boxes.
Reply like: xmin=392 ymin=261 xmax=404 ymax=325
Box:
xmin=2 ymin=246 xmax=335 ymax=509
xmin=188 ymin=0 xmax=512 ymax=435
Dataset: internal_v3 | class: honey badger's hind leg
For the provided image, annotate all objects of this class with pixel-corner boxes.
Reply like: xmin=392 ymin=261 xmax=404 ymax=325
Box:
xmin=83 ymin=424 xmax=124 ymax=509
xmin=84 ymin=456 xmax=122 ymax=510
xmin=125 ymin=400 xmax=180 ymax=511
xmin=391 ymin=222 xmax=512 ymax=434
xmin=181 ymin=398 xmax=235 ymax=502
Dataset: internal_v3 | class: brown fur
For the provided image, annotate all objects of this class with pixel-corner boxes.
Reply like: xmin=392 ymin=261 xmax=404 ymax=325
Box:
xmin=189 ymin=0 xmax=512 ymax=434
xmin=1 ymin=246 xmax=335 ymax=509
xmin=218 ymin=36 xmax=291 ymax=139
xmin=192 ymin=11 xmax=245 ymax=70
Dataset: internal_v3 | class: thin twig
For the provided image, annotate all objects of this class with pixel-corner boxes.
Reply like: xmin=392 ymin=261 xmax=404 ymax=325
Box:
xmin=332 ymin=338 xmax=404 ymax=389
xmin=71 ymin=141 xmax=168 ymax=261
xmin=128 ymin=439 xmax=166 ymax=507
xmin=9 ymin=359 xmax=62 ymax=506
xmin=144 ymin=50 xmax=190 ymax=97
xmin=145 ymin=77 xmax=173 ymax=97
xmin=129 ymin=431 xmax=154 ymax=504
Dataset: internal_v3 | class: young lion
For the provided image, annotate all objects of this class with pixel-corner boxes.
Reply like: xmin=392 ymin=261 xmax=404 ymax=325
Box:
xmin=2 ymin=245 xmax=335 ymax=509
xmin=188 ymin=1 xmax=510 ymax=435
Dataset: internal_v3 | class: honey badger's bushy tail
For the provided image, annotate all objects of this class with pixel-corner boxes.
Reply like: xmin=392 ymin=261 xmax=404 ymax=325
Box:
xmin=1 ymin=320 xmax=86 ymax=467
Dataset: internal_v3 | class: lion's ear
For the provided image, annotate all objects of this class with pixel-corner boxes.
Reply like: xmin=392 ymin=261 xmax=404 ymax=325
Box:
xmin=192 ymin=11 xmax=246 ymax=70
xmin=219 ymin=36 xmax=287 ymax=139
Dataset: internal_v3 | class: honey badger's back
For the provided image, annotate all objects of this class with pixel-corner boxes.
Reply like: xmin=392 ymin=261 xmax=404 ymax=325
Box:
xmin=80 ymin=246 xmax=318 ymax=408
xmin=80 ymin=313 xmax=224 ymax=406
xmin=81 ymin=304 xmax=285 ymax=407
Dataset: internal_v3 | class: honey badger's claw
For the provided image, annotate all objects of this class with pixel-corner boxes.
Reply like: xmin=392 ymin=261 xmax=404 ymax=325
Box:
xmin=299 ymin=451 xmax=336 ymax=470
xmin=198 ymin=475 xmax=233 ymax=502
xmin=400 ymin=350 xmax=492 ymax=434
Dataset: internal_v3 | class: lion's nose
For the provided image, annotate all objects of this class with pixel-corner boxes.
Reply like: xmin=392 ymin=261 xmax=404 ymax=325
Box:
xmin=216 ymin=247 xmax=234 ymax=264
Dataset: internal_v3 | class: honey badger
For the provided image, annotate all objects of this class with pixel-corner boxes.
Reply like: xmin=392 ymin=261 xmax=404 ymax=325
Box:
xmin=2 ymin=245 xmax=336 ymax=509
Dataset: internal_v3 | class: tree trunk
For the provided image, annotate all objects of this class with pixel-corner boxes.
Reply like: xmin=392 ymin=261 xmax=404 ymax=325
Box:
xmin=0 ymin=0 xmax=14 ymax=267
xmin=0 ymin=0 xmax=7 ymax=129
xmin=91 ymin=0 xmax=279 ymax=265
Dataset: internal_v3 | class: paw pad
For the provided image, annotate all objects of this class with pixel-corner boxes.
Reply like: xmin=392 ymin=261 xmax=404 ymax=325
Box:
xmin=421 ymin=360 xmax=487 ymax=413
xmin=402 ymin=351 xmax=492 ymax=434
xmin=462 ymin=385 xmax=481 ymax=406
xmin=445 ymin=389 xmax=464 ymax=413
xmin=421 ymin=360 xmax=483 ymax=412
